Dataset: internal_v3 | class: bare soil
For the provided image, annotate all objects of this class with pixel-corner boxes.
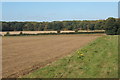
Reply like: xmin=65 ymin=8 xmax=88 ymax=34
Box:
xmin=2 ymin=34 xmax=103 ymax=78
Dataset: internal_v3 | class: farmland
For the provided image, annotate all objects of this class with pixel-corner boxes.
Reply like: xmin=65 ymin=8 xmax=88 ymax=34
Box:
xmin=2 ymin=2 xmax=120 ymax=79
xmin=2 ymin=34 xmax=103 ymax=78
xmin=23 ymin=35 xmax=118 ymax=78
xmin=0 ymin=30 xmax=105 ymax=36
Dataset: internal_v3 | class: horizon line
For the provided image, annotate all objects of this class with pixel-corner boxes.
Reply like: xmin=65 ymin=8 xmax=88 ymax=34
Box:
xmin=1 ymin=17 xmax=119 ymax=22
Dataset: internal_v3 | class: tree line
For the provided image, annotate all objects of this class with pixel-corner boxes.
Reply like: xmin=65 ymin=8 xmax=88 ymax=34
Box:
xmin=1 ymin=17 xmax=120 ymax=35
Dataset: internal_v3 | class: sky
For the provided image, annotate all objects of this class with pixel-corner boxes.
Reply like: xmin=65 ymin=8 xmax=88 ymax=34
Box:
xmin=2 ymin=2 xmax=118 ymax=22
xmin=1 ymin=0 xmax=120 ymax=2
xmin=118 ymin=1 xmax=120 ymax=18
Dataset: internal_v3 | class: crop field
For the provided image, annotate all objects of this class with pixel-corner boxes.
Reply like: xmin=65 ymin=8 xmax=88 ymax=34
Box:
xmin=2 ymin=34 xmax=103 ymax=78
xmin=0 ymin=30 xmax=105 ymax=36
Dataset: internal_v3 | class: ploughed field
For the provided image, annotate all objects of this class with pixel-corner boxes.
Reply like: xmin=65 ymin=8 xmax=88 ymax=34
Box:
xmin=2 ymin=34 xmax=103 ymax=78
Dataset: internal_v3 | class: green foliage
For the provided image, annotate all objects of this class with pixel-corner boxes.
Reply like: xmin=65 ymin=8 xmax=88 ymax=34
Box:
xmin=23 ymin=36 xmax=118 ymax=78
xmin=105 ymin=17 xmax=120 ymax=35
xmin=2 ymin=20 xmax=104 ymax=31
xmin=57 ymin=30 xmax=61 ymax=34
xmin=2 ymin=17 xmax=120 ymax=35
xmin=117 ymin=28 xmax=120 ymax=35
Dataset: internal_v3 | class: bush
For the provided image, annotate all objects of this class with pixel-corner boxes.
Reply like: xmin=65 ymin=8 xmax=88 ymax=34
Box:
xmin=117 ymin=28 xmax=120 ymax=35
xmin=105 ymin=29 xmax=117 ymax=35
xmin=57 ymin=30 xmax=61 ymax=34
xmin=105 ymin=17 xmax=120 ymax=35
xmin=75 ymin=29 xmax=79 ymax=33
xmin=19 ymin=31 xmax=23 ymax=35
xmin=5 ymin=32 xmax=10 ymax=36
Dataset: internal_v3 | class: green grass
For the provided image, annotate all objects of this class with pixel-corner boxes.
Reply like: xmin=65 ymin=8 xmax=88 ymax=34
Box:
xmin=23 ymin=35 xmax=118 ymax=78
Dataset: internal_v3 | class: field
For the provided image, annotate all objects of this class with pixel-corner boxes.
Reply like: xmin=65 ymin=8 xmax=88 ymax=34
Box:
xmin=23 ymin=35 xmax=118 ymax=78
xmin=0 ymin=30 xmax=105 ymax=36
xmin=2 ymin=34 xmax=103 ymax=78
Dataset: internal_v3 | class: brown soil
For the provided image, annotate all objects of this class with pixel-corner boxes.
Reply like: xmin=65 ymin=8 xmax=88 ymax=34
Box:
xmin=2 ymin=34 xmax=103 ymax=78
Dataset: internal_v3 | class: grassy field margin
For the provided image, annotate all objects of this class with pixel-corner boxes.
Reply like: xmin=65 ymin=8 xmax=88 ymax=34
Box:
xmin=23 ymin=35 xmax=118 ymax=78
